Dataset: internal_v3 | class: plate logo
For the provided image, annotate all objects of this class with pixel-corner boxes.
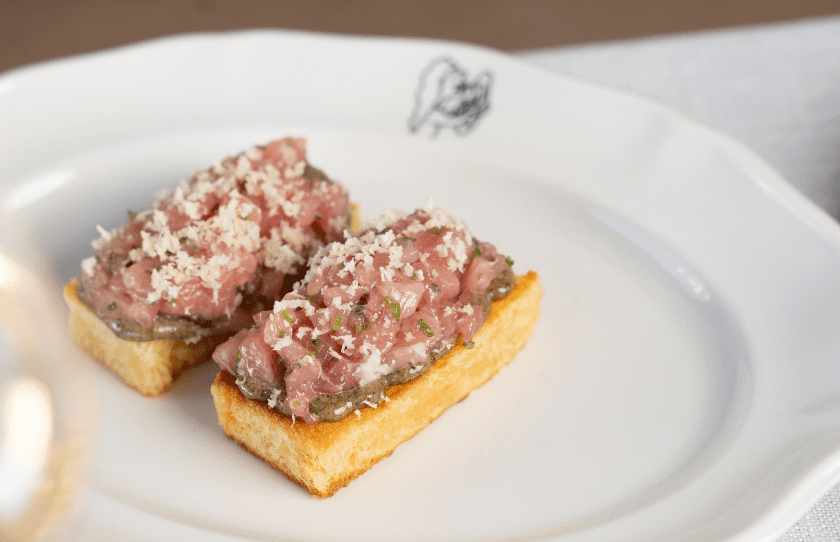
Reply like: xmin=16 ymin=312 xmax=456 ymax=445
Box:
xmin=408 ymin=57 xmax=493 ymax=138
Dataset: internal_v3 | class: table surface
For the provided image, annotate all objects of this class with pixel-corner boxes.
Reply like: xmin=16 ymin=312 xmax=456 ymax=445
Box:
xmin=1 ymin=0 xmax=840 ymax=72
xmin=2 ymin=4 xmax=840 ymax=541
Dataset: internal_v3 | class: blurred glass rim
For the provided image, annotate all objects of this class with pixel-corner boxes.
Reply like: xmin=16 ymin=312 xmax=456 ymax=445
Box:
xmin=0 ymin=216 xmax=97 ymax=540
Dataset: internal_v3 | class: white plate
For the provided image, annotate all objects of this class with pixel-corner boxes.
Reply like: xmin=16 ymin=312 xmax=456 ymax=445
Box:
xmin=2 ymin=31 xmax=840 ymax=542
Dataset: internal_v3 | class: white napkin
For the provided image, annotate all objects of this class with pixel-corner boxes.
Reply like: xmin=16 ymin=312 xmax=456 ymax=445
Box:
xmin=519 ymin=16 xmax=840 ymax=221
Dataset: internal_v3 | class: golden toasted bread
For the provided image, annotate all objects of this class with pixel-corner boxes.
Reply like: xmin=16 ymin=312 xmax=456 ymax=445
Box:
xmin=63 ymin=279 xmax=226 ymax=396
xmin=210 ymin=271 xmax=541 ymax=497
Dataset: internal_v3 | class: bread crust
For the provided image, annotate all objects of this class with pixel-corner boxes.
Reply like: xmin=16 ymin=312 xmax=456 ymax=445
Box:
xmin=210 ymin=271 xmax=542 ymax=498
xmin=63 ymin=279 xmax=227 ymax=396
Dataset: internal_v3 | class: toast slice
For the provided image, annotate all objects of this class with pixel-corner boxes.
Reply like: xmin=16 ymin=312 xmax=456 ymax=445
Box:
xmin=63 ymin=279 xmax=228 ymax=396
xmin=210 ymin=271 xmax=541 ymax=497
xmin=64 ymin=201 xmax=361 ymax=397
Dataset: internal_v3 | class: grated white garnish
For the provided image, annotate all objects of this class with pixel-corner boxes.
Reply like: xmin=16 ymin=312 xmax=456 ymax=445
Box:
xmin=82 ymin=138 xmax=350 ymax=318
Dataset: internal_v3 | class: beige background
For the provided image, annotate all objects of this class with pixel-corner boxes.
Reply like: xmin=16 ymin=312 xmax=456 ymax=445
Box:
xmin=3 ymin=0 xmax=840 ymax=73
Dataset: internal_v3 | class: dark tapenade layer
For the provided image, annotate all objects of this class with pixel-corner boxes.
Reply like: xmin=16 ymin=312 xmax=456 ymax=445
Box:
xmin=75 ymin=274 xmax=209 ymax=342
xmin=234 ymin=264 xmax=514 ymax=421
xmin=75 ymin=266 xmax=304 ymax=343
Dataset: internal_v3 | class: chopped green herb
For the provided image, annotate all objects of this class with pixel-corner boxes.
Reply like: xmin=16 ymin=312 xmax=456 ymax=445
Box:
xmin=430 ymin=283 xmax=441 ymax=294
xmin=471 ymin=246 xmax=482 ymax=258
xmin=235 ymin=349 xmax=244 ymax=382
xmin=418 ymin=319 xmax=434 ymax=337
xmin=379 ymin=296 xmax=401 ymax=320
xmin=307 ymin=338 xmax=322 ymax=353
xmin=107 ymin=301 xmax=117 ymax=311
xmin=278 ymin=330 xmax=286 ymax=338
xmin=281 ymin=310 xmax=295 ymax=324
xmin=428 ymin=228 xmax=442 ymax=235
xmin=108 ymin=252 xmax=119 ymax=261
xmin=506 ymin=256 xmax=514 ymax=267
xmin=332 ymin=314 xmax=344 ymax=330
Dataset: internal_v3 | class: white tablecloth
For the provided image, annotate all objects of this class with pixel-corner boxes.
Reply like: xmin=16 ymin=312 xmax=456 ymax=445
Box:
xmin=519 ymin=16 xmax=840 ymax=541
